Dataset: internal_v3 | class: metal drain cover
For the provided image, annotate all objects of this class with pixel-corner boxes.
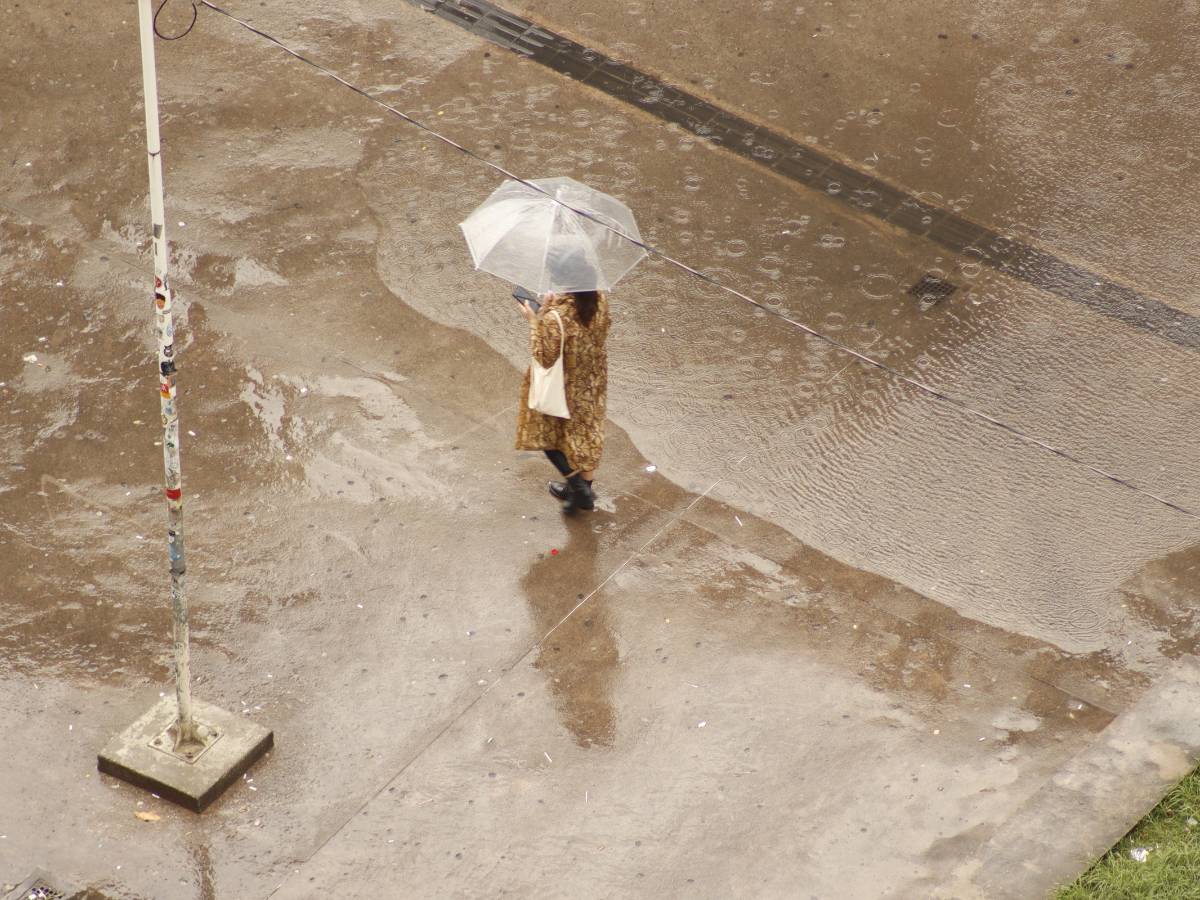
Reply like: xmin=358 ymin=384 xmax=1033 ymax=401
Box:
xmin=908 ymin=274 xmax=958 ymax=306
xmin=3 ymin=871 xmax=71 ymax=900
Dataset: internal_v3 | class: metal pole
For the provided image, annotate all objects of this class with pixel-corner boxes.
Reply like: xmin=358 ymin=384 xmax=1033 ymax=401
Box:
xmin=137 ymin=0 xmax=196 ymax=748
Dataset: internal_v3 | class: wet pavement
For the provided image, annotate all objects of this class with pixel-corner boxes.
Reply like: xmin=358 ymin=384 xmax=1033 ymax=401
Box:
xmin=506 ymin=0 xmax=1200 ymax=312
xmin=2 ymin=1 xmax=1199 ymax=898
xmin=417 ymin=0 xmax=1200 ymax=352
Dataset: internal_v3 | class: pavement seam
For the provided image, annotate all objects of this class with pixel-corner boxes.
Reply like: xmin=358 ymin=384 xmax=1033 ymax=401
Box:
xmin=269 ymin=479 xmax=723 ymax=895
xmin=441 ymin=401 xmax=521 ymax=446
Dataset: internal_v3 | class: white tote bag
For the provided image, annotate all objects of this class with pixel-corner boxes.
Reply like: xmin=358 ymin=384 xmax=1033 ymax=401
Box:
xmin=529 ymin=310 xmax=571 ymax=419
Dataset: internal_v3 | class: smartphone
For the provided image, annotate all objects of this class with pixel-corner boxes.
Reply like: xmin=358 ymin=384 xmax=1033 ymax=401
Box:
xmin=513 ymin=286 xmax=541 ymax=314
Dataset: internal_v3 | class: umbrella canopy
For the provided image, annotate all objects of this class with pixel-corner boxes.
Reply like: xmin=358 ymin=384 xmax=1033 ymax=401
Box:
xmin=460 ymin=176 xmax=647 ymax=294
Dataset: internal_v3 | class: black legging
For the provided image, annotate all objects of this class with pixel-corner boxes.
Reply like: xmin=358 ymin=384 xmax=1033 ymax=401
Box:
xmin=544 ymin=449 xmax=573 ymax=477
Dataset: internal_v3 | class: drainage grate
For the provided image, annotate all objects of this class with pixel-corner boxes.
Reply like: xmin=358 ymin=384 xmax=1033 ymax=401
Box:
xmin=3 ymin=872 xmax=69 ymax=900
xmin=408 ymin=0 xmax=1200 ymax=352
xmin=418 ymin=0 xmax=555 ymax=54
xmin=908 ymin=274 xmax=958 ymax=307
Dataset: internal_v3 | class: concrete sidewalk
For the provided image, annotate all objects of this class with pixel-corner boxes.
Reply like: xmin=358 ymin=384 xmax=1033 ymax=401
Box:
xmin=2 ymin=2 xmax=1199 ymax=898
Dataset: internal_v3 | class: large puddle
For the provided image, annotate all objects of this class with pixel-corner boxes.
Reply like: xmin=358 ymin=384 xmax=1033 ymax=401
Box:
xmin=362 ymin=23 xmax=1200 ymax=656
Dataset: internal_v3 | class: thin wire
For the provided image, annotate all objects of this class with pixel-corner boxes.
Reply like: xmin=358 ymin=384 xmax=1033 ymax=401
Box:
xmin=154 ymin=0 xmax=199 ymax=40
xmin=196 ymin=0 xmax=1200 ymax=522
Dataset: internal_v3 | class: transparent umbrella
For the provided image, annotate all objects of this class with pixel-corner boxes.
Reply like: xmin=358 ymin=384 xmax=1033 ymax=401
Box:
xmin=460 ymin=176 xmax=647 ymax=293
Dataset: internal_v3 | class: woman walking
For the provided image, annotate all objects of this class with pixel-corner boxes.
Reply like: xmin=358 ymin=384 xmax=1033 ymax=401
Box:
xmin=515 ymin=289 xmax=611 ymax=513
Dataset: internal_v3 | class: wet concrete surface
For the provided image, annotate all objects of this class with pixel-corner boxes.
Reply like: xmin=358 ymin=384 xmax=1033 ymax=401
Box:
xmin=357 ymin=19 xmax=1200 ymax=658
xmin=415 ymin=0 xmax=1200 ymax=353
xmin=505 ymin=0 xmax=1200 ymax=311
xmin=2 ymin=1 xmax=1200 ymax=898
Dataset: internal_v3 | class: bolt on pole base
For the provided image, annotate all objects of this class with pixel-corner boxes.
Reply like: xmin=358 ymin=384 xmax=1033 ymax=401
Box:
xmin=98 ymin=696 xmax=273 ymax=812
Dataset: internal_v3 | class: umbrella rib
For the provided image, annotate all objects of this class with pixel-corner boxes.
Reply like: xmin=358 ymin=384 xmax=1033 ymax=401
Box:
xmin=579 ymin=221 xmax=607 ymax=291
xmin=539 ymin=200 xmax=556 ymax=294
xmin=196 ymin=0 xmax=1200 ymax=523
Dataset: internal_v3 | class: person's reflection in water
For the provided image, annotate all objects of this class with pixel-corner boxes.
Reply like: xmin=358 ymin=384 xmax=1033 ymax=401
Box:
xmin=521 ymin=515 xmax=620 ymax=749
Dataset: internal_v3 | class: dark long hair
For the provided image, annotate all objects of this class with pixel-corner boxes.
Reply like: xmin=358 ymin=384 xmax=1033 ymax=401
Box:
xmin=569 ymin=290 xmax=601 ymax=327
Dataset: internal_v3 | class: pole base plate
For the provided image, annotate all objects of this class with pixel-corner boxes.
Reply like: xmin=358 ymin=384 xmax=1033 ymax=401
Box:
xmin=98 ymin=696 xmax=273 ymax=812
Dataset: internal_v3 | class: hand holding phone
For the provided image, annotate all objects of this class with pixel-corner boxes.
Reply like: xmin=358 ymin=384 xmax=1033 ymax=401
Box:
xmin=513 ymin=286 xmax=541 ymax=314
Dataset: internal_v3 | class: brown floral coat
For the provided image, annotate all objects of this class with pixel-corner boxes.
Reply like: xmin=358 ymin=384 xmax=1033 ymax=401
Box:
xmin=515 ymin=293 xmax=610 ymax=472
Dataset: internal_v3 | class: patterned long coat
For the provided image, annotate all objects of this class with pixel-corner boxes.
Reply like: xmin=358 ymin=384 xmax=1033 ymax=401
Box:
xmin=515 ymin=293 xmax=610 ymax=472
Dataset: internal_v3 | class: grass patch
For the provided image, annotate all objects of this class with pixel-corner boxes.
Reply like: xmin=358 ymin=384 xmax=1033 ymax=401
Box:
xmin=1056 ymin=765 xmax=1200 ymax=899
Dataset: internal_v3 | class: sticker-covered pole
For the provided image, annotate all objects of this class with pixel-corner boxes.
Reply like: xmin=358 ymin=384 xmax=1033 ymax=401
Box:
xmin=137 ymin=0 xmax=195 ymax=748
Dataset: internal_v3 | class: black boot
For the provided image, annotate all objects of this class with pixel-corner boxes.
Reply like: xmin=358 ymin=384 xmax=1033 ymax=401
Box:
xmin=549 ymin=479 xmax=595 ymax=502
xmin=561 ymin=474 xmax=595 ymax=513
